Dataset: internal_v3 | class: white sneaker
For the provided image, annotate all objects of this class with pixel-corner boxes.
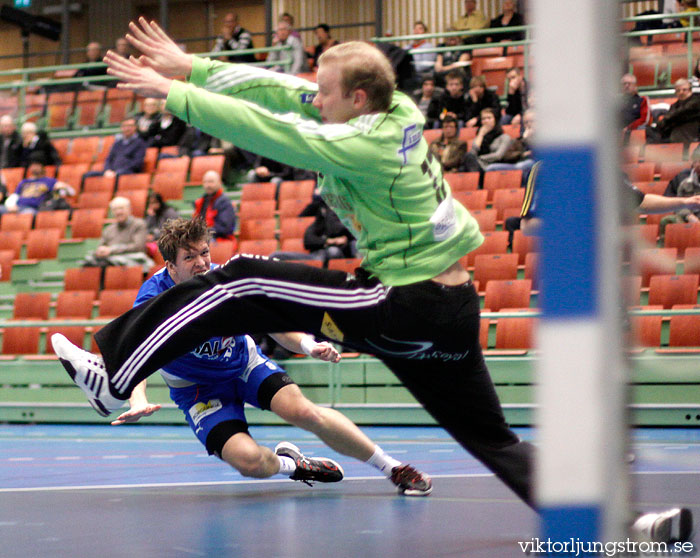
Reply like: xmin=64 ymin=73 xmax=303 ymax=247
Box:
xmin=631 ymin=507 xmax=693 ymax=543
xmin=51 ymin=333 xmax=125 ymax=417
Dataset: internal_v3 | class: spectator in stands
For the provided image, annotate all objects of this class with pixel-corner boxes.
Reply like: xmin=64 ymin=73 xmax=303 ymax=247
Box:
xmin=145 ymin=192 xmax=179 ymax=256
xmin=483 ymin=108 xmax=536 ymax=179
xmin=246 ymin=154 xmax=295 ymax=186
xmin=178 ymin=126 xmax=217 ymax=157
xmin=451 ymin=0 xmax=489 ymax=35
xmin=461 ymin=108 xmax=513 ymax=172
xmin=464 ymin=75 xmax=501 ymax=128
xmin=213 ymin=12 xmax=256 ymax=63
xmin=679 ymin=0 xmax=700 ymax=26
xmin=272 ymin=194 xmax=356 ymax=264
xmin=503 ymin=67 xmax=528 ymax=126
xmin=279 ymin=12 xmax=301 ymax=39
xmin=193 ymin=170 xmax=235 ymax=241
xmin=149 ymin=110 xmax=187 ymax=149
xmin=81 ymin=196 xmax=153 ymax=272
xmin=75 ymin=42 xmax=108 ymax=88
xmin=427 ymin=71 xmax=469 ymax=127
xmin=412 ymin=76 xmax=443 ymax=122
xmin=488 ymin=0 xmax=525 ymax=44
xmin=659 ymin=147 xmax=700 ymax=238
xmin=311 ymin=24 xmax=339 ymax=70
xmin=621 ymin=73 xmax=650 ymax=135
xmin=0 ymin=115 xmax=22 ymax=169
xmin=433 ymin=32 xmax=471 ymax=88
xmin=406 ymin=21 xmax=437 ymax=80
xmin=115 ymin=37 xmax=131 ymax=58
xmin=656 ymin=78 xmax=700 ymax=144
xmin=267 ymin=20 xmax=309 ymax=75
xmin=135 ymin=97 xmax=162 ymax=141
xmin=429 ymin=116 xmax=468 ymax=172
xmin=0 ymin=154 xmax=74 ymax=215
xmin=19 ymin=122 xmax=60 ymax=167
xmin=101 ymin=117 xmax=147 ymax=178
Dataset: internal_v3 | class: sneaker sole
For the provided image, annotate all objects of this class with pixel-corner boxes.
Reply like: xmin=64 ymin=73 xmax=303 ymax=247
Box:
xmin=398 ymin=485 xmax=433 ymax=497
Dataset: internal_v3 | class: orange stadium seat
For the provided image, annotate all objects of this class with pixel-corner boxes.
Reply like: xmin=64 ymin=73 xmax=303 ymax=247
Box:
xmin=104 ymin=266 xmax=144 ymax=290
xmin=483 ymin=170 xmax=522 ymax=200
xmin=25 ymin=229 xmax=61 ymax=260
xmin=278 ymin=198 xmax=309 ymax=218
xmin=238 ymin=239 xmax=278 ymax=256
xmin=209 ymin=240 xmax=236 ymax=264
xmin=473 ymin=253 xmax=519 ymax=293
xmin=327 ymin=258 xmax=363 ymax=274
xmin=35 ymin=210 xmax=70 ymax=238
xmin=623 ymin=162 xmax=655 ymax=182
xmin=0 ymin=249 xmax=14 ymax=281
xmin=444 ymin=172 xmax=479 ymax=192
xmin=117 ymin=189 xmax=147 ymax=217
xmin=512 ymin=230 xmax=538 ymax=265
xmin=117 ymin=173 xmax=150 ymax=191
xmin=494 ymin=309 xmax=536 ymax=349
xmin=1 ymin=327 xmax=40 ymax=355
xmin=0 ymin=231 xmax=23 ymax=259
xmin=13 ymin=292 xmax=51 ymax=320
xmin=55 ymin=290 xmax=95 ymax=319
xmin=45 ymin=325 xmax=87 ymax=353
xmin=238 ymin=200 xmax=277 ymax=220
xmin=152 ymin=172 xmax=185 ymax=201
xmin=665 ymin=222 xmax=700 ymax=257
xmin=454 ymin=189 xmax=488 ymax=210
xmin=64 ymin=267 xmax=101 ymax=297
xmin=240 ymin=182 xmax=277 ymax=202
xmin=279 ymin=217 xmax=314 ymax=242
xmin=630 ymin=305 xmax=663 ymax=347
xmin=83 ymin=174 xmax=117 ymax=194
xmin=668 ymin=304 xmax=700 ymax=346
xmin=0 ymin=213 xmax=33 ymax=239
xmin=1 ymin=167 xmax=25 ymax=193
xmin=98 ymin=289 xmax=140 ymax=318
xmin=648 ymin=274 xmax=699 ymax=308
xmin=187 ymin=155 xmax=225 ymax=185
xmin=238 ymin=218 xmax=277 ymax=241
xmin=492 ymin=188 xmax=525 ymax=221
xmin=483 ymin=279 xmax=532 ymax=312
xmin=524 ymin=252 xmax=538 ymax=290
xmin=70 ymin=209 xmax=106 ymax=239
xmin=461 ymin=231 xmax=509 ymax=267
xmin=469 ymin=209 xmax=497 ymax=231
xmin=278 ymin=180 xmax=315 ymax=203
xmin=658 ymin=161 xmax=688 ymax=182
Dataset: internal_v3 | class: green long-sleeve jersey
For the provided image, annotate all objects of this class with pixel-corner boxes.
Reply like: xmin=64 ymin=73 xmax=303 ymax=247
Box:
xmin=166 ymin=56 xmax=483 ymax=286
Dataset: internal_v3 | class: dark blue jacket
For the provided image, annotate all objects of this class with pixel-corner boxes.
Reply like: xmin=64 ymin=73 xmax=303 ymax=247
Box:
xmin=105 ymin=134 xmax=147 ymax=174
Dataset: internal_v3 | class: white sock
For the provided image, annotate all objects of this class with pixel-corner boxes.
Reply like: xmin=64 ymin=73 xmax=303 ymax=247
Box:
xmin=366 ymin=445 xmax=402 ymax=477
xmin=276 ymin=455 xmax=297 ymax=477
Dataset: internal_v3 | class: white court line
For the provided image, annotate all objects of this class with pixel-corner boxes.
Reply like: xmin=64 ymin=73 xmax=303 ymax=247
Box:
xmin=0 ymin=471 xmax=698 ymax=494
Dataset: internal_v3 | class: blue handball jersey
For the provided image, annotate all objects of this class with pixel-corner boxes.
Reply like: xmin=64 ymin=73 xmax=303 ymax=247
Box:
xmin=134 ymin=266 xmax=254 ymax=384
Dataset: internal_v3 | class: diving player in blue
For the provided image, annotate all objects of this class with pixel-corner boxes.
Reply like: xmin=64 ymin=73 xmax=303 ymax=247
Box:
xmin=108 ymin=217 xmax=432 ymax=494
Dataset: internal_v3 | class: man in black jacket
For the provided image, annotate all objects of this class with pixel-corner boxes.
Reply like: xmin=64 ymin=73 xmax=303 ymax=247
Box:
xmin=657 ymin=78 xmax=700 ymax=144
xmin=0 ymin=115 xmax=22 ymax=169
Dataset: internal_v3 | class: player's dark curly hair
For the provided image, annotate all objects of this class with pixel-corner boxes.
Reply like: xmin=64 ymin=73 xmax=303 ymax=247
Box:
xmin=157 ymin=217 xmax=210 ymax=263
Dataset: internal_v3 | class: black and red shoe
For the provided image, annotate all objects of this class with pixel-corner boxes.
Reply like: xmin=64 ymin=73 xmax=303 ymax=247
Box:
xmin=390 ymin=464 xmax=432 ymax=497
xmin=275 ymin=441 xmax=344 ymax=485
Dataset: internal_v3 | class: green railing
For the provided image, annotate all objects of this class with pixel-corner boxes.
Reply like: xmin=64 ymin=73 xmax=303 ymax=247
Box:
xmin=0 ymin=44 xmax=292 ymax=133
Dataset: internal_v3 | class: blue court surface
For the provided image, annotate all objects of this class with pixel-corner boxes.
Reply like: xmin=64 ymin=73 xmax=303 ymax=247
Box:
xmin=1 ymin=424 xmax=698 ymax=558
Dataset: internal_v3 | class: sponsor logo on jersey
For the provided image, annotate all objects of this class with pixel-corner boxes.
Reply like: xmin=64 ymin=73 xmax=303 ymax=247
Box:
xmin=189 ymin=399 xmax=223 ymax=425
xmin=320 ymin=312 xmax=344 ymax=342
xmin=301 ymin=92 xmax=316 ymax=104
xmin=193 ymin=336 xmax=237 ymax=360
xmin=430 ymin=195 xmax=457 ymax=241
xmin=397 ymin=124 xmax=422 ymax=164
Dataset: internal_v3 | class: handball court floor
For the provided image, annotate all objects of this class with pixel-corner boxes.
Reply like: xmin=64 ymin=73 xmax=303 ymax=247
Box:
xmin=1 ymin=424 xmax=698 ymax=558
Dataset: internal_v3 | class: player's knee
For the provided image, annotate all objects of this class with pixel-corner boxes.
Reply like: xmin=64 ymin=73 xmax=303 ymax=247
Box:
xmin=226 ymin=445 xmax=268 ymax=478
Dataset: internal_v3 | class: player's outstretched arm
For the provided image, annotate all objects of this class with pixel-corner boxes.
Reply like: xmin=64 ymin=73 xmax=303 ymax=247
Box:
xmin=104 ymin=52 xmax=172 ymax=99
xmin=270 ymin=332 xmax=341 ymax=363
xmin=125 ymin=17 xmax=193 ymax=78
xmin=111 ymin=380 xmax=162 ymax=425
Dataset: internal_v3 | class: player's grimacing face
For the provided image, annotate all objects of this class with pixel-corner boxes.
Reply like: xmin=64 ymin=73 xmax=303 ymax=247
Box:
xmin=313 ymin=65 xmax=360 ymax=124
xmin=170 ymin=240 xmax=211 ymax=284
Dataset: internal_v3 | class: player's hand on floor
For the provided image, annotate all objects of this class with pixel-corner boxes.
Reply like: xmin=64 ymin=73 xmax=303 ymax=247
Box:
xmin=111 ymin=403 xmax=162 ymax=425
xmin=310 ymin=341 xmax=341 ymax=363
